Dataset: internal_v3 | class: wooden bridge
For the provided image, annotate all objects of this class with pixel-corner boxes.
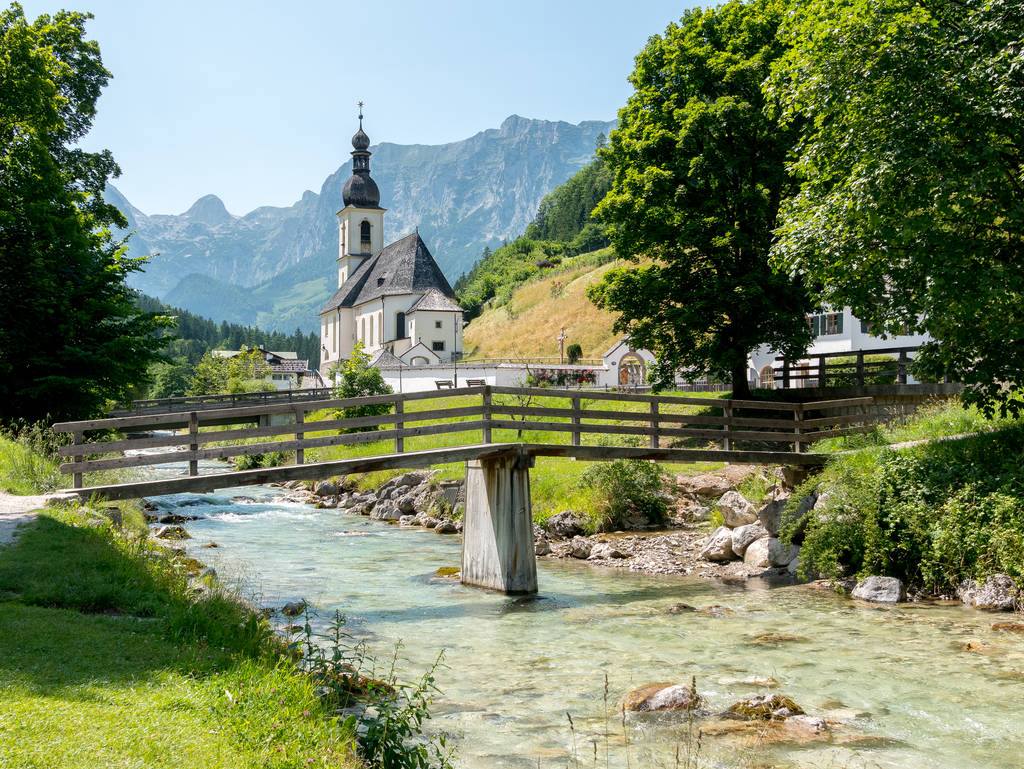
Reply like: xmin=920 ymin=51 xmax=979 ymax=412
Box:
xmin=53 ymin=386 xmax=874 ymax=594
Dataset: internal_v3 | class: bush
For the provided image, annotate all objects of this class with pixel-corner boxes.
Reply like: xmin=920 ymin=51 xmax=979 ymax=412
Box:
xmin=234 ymin=451 xmax=287 ymax=471
xmin=823 ymin=354 xmax=897 ymax=387
xmin=786 ymin=427 xmax=1024 ymax=592
xmin=331 ymin=343 xmax=393 ymax=432
xmin=566 ymin=343 xmax=583 ymax=364
xmin=578 ymin=460 xmax=668 ymax=532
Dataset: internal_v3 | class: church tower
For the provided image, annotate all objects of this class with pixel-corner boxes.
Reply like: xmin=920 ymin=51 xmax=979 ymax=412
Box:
xmin=336 ymin=104 xmax=386 ymax=286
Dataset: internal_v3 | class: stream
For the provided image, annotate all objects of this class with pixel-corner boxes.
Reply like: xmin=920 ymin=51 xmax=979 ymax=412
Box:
xmin=145 ymin=478 xmax=1023 ymax=769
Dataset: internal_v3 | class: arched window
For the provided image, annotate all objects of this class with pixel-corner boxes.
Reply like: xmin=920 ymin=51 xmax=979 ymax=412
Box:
xmin=410 ymin=356 xmax=429 ymax=367
xmin=396 ymin=312 xmax=406 ymax=339
xmin=759 ymin=366 xmax=775 ymax=389
xmin=360 ymin=220 xmax=371 ymax=247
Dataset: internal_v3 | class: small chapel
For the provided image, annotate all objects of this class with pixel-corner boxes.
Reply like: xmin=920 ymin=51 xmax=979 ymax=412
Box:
xmin=318 ymin=110 xmax=463 ymax=376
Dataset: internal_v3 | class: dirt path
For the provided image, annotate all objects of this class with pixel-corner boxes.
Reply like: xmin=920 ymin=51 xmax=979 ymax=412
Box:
xmin=0 ymin=492 xmax=49 ymax=546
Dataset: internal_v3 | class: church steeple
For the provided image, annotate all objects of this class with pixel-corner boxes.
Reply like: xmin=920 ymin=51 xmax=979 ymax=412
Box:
xmin=343 ymin=102 xmax=380 ymax=208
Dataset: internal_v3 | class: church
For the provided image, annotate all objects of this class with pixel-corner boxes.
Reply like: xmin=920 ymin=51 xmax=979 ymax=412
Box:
xmin=319 ymin=112 xmax=463 ymax=376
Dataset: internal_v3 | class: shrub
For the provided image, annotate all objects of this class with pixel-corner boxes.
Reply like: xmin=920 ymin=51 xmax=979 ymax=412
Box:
xmin=566 ymin=343 xmax=583 ymax=364
xmin=823 ymin=354 xmax=897 ymax=387
xmin=578 ymin=459 xmax=668 ymax=532
xmin=234 ymin=451 xmax=287 ymax=471
xmin=331 ymin=342 xmax=393 ymax=432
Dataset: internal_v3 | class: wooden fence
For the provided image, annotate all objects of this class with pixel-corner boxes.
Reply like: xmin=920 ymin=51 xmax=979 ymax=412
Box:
xmin=773 ymin=346 xmax=923 ymax=389
xmin=53 ymin=386 xmax=875 ymax=490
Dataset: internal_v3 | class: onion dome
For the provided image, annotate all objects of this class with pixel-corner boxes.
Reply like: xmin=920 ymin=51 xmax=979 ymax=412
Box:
xmin=352 ymin=128 xmax=370 ymax=151
xmin=342 ymin=103 xmax=381 ymax=208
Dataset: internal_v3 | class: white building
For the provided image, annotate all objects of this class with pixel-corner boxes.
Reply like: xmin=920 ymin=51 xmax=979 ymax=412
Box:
xmin=319 ymin=113 xmax=463 ymax=375
xmin=749 ymin=308 xmax=931 ymax=388
xmin=211 ymin=347 xmax=309 ymax=390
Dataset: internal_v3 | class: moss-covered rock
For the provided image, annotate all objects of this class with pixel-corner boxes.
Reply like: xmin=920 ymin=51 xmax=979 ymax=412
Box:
xmin=727 ymin=694 xmax=804 ymax=720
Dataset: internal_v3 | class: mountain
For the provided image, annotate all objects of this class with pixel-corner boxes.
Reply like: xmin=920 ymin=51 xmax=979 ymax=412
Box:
xmin=111 ymin=115 xmax=615 ymax=333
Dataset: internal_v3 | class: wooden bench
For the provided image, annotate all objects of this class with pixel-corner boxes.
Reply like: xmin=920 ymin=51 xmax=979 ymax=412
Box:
xmin=465 ymin=378 xmax=486 ymax=387
xmin=434 ymin=380 xmax=454 ymax=389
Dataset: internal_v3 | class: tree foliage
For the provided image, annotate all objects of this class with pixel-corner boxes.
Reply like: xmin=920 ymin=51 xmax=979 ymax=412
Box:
xmin=771 ymin=0 xmax=1024 ymax=414
xmin=588 ymin=0 xmax=812 ymax=395
xmin=525 ymin=155 xmax=612 ymax=250
xmin=0 ymin=5 xmax=169 ymax=423
xmin=187 ymin=348 xmax=273 ymax=396
xmin=331 ymin=342 xmax=393 ymax=431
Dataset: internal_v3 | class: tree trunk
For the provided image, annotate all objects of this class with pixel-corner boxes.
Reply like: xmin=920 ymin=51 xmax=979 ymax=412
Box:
xmin=731 ymin=360 xmax=752 ymax=400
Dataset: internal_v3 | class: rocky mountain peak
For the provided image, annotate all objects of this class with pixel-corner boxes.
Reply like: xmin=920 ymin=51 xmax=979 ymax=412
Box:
xmin=183 ymin=194 xmax=234 ymax=226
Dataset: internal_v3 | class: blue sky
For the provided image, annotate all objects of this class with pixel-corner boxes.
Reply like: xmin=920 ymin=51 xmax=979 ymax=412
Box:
xmin=18 ymin=0 xmax=700 ymax=216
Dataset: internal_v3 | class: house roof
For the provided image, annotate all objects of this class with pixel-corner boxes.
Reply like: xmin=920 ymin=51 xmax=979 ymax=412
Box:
xmin=368 ymin=349 xmax=405 ymax=369
xmin=408 ymin=287 xmax=462 ymax=313
xmin=399 ymin=342 xmax=441 ymax=365
xmin=320 ymin=232 xmax=454 ymax=313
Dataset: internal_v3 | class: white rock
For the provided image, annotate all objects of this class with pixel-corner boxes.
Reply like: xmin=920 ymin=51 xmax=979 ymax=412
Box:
xmin=568 ymin=536 xmax=592 ymax=559
xmin=589 ymin=542 xmax=627 ymax=560
xmin=700 ymin=526 xmax=736 ymax=561
xmin=852 ymin=576 xmax=906 ymax=603
xmin=731 ymin=521 xmax=769 ymax=557
xmin=717 ymin=491 xmax=757 ymax=528
xmin=743 ymin=537 xmax=797 ymax=568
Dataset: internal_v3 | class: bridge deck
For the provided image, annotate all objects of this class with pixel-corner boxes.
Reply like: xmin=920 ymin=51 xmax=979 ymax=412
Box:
xmin=56 ymin=442 xmax=828 ymax=501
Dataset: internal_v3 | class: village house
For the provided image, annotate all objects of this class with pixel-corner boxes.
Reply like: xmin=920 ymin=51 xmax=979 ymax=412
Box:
xmin=318 ymin=112 xmax=463 ymax=377
xmin=211 ymin=347 xmax=310 ymax=390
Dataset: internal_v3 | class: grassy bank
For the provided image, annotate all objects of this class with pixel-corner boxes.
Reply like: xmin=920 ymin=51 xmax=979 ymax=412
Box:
xmin=0 ymin=506 xmax=358 ymax=768
xmin=786 ymin=398 xmax=1024 ymax=594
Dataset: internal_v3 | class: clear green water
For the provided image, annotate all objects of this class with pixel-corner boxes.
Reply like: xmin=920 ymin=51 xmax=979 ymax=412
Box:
xmin=160 ymin=486 xmax=1024 ymax=769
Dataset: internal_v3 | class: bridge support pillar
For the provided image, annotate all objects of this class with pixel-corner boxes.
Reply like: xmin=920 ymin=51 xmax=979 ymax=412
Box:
xmin=461 ymin=451 xmax=538 ymax=594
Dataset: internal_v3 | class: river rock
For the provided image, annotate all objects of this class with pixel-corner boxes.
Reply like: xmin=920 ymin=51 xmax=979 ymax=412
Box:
xmin=545 ymin=510 xmax=587 ymax=539
xmin=398 ymin=514 xmax=417 ymax=526
xmin=281 ymin=600 xmax=307 ymax=617
xmin=568 ymin=536 xmax=592 ymax=559
xmin=621 ymin=682 xmax=702 ymax=712
xmin=314 ymin=480 xmax=340 ymax=497
xmin=958 ymin=574 xmax=1020 ymax=611
xmin=154 ymin=524 xmax=190 ymax=540
xmin=434 ymin=520 xmax=457 ymax=534
xmin=852 ymin=576 xmax=906 ymax=603
xmin=535 ymin=538 xmax=552 ymax=556
xmin=700 ymin=526 xmax=735 ymax=561
xmin=395 ymin=471 xmax=424 ymax=488
xmin=371 ymin=506 xmax=402 ymax=522
xmin=744 ymin=537 xmax=798 ymax=568
xmin=678 ymin=473 xmax=732 ymax=498
xmin=731 ymin=521 xmax=769 ymax=557
xmin=158 ymin=513 xmax=200 ymax=524
xmin=396 ymin=495 xmax=417 ymax=514
xmin=717 ymin=491 xmax=757 ymax=528
xmin=589 ymin=542 xmax=626 ymax=560
xmin=728 ymin=694 xmax=805 ymax=720
xmin=419 ymin=516 xmax=439 ymax=529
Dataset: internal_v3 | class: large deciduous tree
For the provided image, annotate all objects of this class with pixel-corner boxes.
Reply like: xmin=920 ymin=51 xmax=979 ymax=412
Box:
xmin=588 ymin=0 xmax=812 ymax=397
xmin=771 ymin=0 xmax=1024 ymax=413
xmin=0 ymin=5 xmax=168 ymax=424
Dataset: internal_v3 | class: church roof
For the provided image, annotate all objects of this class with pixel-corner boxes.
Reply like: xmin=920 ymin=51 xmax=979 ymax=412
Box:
xmin=319 ymin=232 xmax=455 ymax=313
xmin=408 ymin=287 xmax=462 ymax=313
xmin=368 ymin=349 xmax=405 ymax=369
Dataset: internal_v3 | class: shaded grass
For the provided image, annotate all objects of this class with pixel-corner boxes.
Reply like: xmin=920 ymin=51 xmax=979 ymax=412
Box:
xmin=0 ymin=508 xmax=359 ymax=768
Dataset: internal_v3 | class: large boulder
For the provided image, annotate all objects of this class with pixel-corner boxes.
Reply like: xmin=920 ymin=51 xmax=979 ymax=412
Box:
xmin=621 ymin=682 xmax=702 ymax=712
xmin=370 ymin=506 xmax=402 ymax=522
xmin=717 ymin=491 xmax=757 ymax=528
xmin=314 ymin=480 xmax=340 ymax=497
xmin=700 ymin=526 xmax=736 ymax=561
xmin=396 ymin=495 xmax=417 ymax=514
xmin=677 ymin=473 xmax=732 ymax=498
xmin=434 ymin=520 xmax=458 ymax=534
xmin=535 ymin=538 xmax=552 ymax=556
xmin=545 ymin=510 xmax=587 ymax=539
xmin=959 ymin=574 xmax=1020 ymax=611
xmin=852 ymin=576 xmax=906 ymax=603
xmin=153 ymin=524 xmax=190 ymax=540
xmin=744 ymin=537 xmax=799 ymax=568
xmin=728 ymin=694 xmax=805 ymax=720
xmin=731 ymin=521 xmax=769 ymax=557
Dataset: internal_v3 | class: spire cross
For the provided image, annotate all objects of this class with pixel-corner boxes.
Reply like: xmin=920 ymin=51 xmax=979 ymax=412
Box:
xmin=358 ymin=100 xmax=364 ymax=128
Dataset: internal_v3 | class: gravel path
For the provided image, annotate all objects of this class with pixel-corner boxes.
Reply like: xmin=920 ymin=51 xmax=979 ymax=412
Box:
xmin=0 ymin=492 xmax=50 ymax=546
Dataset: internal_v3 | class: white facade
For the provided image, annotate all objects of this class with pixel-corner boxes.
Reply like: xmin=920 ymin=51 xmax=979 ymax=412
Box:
xmin=748 ymin=307 xmax=932 ymax=387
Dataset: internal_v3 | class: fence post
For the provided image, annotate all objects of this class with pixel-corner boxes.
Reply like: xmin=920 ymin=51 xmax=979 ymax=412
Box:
xmin=723 ymin=401 xmax=733 ymax=451
xmin=394 ymin=399 xmax=404 ymax=453
xmin=649 ymin=399 xmax=659 ymax=449
xmin=817 ymin=355 xmax=826 ymax=388
xmin=482 ymin=387 xmax=492 ymax=444
xmin=794 ymin=403 xmax=804 ymax=454
xmin=188 ymin=411 xmax=199 ymax=477
xmin=856 ymin=350 xmax=865 ymax=386
xmin=782 ymin=360 xmax=790 ymax=389
xmin=571 ymin=395 xmax=581 ymax=447
xmin=898 ymin=350 xmax=908 ymax=384
xmin=295 ymin=409 xmax=305 ymax=465
xmin=72 ymin=431 xmax=84 ymax=489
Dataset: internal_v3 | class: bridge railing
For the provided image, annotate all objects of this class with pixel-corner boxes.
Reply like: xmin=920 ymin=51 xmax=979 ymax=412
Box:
xmin=52 ymin=387 xmax=875 ymax=490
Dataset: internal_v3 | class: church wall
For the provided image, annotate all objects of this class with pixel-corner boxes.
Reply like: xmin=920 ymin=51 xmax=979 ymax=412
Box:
xmin=407 ymin=309 xmax=463 ymax=363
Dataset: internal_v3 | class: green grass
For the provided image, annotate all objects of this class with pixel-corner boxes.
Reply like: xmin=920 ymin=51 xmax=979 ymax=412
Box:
xmin=0 ymin=507 xmax=359 ymax=768
xmin=0 ymin=435 xmax=62 ymax=494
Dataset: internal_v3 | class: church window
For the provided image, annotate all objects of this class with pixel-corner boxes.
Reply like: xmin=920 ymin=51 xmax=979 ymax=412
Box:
xmin=759 ymin=366 xmax=775 ymax=389
xmin=370 ymin=317 xmax=374 ymax=346
xmin=360 ymin=220 xmax=371 ymax=245
xmin=434 ymin=320 xmax=442 ymax=329
xmin=432 ymin=341 xmax=445 ymax=352
xmin=396 ymin=312 xmax=406 ymax=338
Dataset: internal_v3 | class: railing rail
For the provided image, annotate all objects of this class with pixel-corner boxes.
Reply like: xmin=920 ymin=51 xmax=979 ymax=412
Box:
xmin=53 ymin=387 xmax=876 ymax=491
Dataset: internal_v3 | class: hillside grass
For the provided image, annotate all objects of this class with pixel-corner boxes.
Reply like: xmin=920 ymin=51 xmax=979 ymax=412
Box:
xmin=463 ymin=252 xmax=648 ymax=359
xmin=0 ymin=506 xmax=359 ymax=768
